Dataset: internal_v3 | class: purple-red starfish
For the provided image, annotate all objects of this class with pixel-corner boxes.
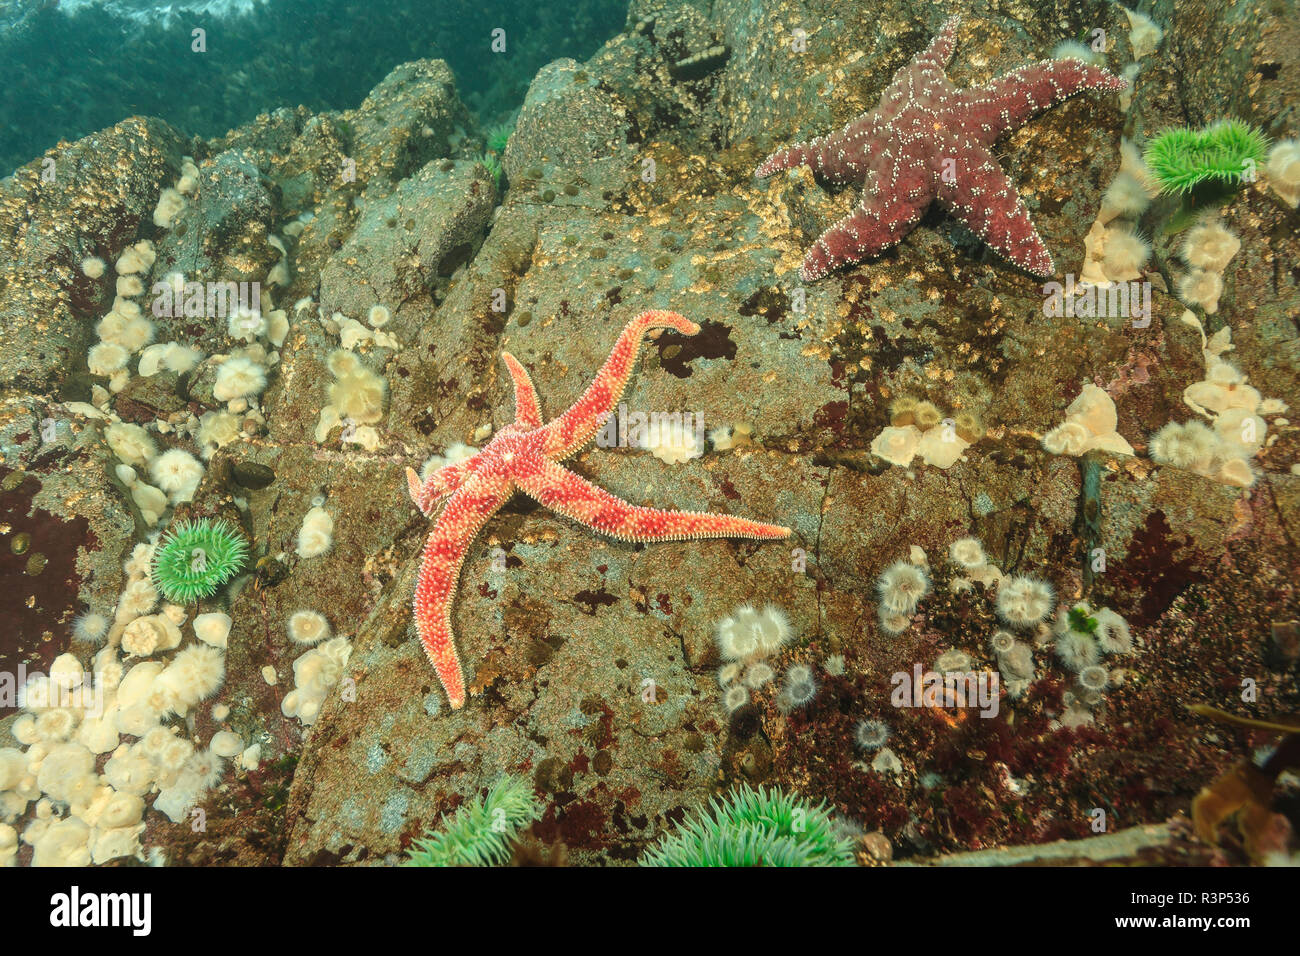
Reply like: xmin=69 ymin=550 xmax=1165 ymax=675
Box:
xmin=406 ymin=310 xmax=791 ymax=709
xmin=756 ymin=15 xmax=1127 ymax=281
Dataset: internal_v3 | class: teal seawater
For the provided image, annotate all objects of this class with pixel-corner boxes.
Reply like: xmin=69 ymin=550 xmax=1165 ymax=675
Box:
xmin=0 ymin=0 xmax=626 ymax=174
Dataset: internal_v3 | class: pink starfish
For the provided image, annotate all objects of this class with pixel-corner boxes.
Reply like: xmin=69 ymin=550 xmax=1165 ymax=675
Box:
xmin=756 ymin=15 xmax=1127 ymax=281
xmin=406 ymin=310 xmax=791 ymax=709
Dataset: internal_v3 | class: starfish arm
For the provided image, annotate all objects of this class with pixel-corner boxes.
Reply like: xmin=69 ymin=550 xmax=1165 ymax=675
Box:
xmin=935 ymin=151 xmax=1054 ymax=276
xmin=963 ymin=60 xmax=1128 ymax=147
xmin=516 ymin=456 xmax=791 ymax=543
xmin=755 ymin=132 xmax=845 ymax=184
xmin=911 ymin=15 xmax=962 ymax=75
xmin=413 ymin=478 xmax=513 ymax=709
xmin=407 ymin=456 xmax=477 ymax=517
xmin=540 ymin=310 xmax=699 ymax=461
xmin=406 ymin=467 xmax=427 ymax=513
xmin=501 ymin=352 xmax=542 ymax=428
xmin=756 ymin=127 xmax=869 ymax=186
xmin=800 ymin=168 xmax=934 ymax=281
xmin=756 ymin=134 xmax=823 ymax=179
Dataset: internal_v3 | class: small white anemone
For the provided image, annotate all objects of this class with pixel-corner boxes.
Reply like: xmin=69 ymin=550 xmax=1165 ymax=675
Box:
xmin=1101 ymin=227 xmax=1150 ymax=282
xmin=1055 ymin=629 xmax=1100 ymax=672
xmin=996 ymin=576 xmax=1054 ymax=628
xmin=871 ymin=425 xmax=921 ymax=467
xmin=1177 ymin=269 xmax=1224 ymax=314
xmin=948 ymin=536 xmax=986 ymax=569
xmin=296 ymin=506 xmax=334 ymax=559
xmin=1043 ymin=421 xmax=1089 ymax=456
xmin=73 ymin=612 xmax=109 ymax=644
xmin=193 ymin=612 xmax=232 ymax=649
xmin=1181 ymin=219 xmax=1240 ymax=273
xmin=1093 ymin=608 xmax=1133 ymax=655
xmin=722 ymin=684 xmax=749 ymax=713
xmin=287 ymin=610 xmax=331 ymax=645
xmin=87 ymin=342 xmax=129 ymax=376
xmin=1148 ymin=420 xmax=1217 ymax=471
xmin=1078 ymin=664 xmax=1110 ymax=693
xmin=213 ymin=356 xmax=267 ymax=402
xmin=150 ymin=448 xmax=204 ymax=504
xmin=1266 ymin=138 xmax=1300 ymax=207
xmin=227 ymin=305 xmax=267 ymax=343
xmin=877 ymin=561 xmax=930 ymax=615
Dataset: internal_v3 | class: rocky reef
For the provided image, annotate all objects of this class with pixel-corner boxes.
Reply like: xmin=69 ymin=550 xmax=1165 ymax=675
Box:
xmin=0 ymin=0 xmax=1297 ymax=868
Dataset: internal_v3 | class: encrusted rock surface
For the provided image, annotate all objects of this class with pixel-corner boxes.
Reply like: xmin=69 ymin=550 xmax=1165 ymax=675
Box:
xmin=0 ymin=117 xmax=188 ymax=393
xmin=1 ymin=0 xmax=1297 ymax=867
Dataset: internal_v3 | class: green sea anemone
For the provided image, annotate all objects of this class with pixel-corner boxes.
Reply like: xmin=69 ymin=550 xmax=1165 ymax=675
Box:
xmin=485 ymin=120 xmax=513 ymax=155
xmin=1068 ymin=605 xmax=1099 ymax=635
xmin=150 ymin=517 xmax=249 ymax=604
xmin=403 ymin=776 xmax=541 ymax=867
xmin=481 ymin=151 xmax=504 ymax=192
xmin=1144 ymin=121 xmax=1269 ymax=195
xmin=640 ymin=783 xmax=856 ymax=867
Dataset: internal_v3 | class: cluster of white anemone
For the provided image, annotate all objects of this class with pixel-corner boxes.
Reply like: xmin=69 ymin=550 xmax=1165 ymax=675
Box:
xmin=206 ymin=261 xmax=290 ymax=408
xmin=1174 ymin=213 xmax=1241 ymax=315
xmin=938 ymin=532 xmax=1140 ymax=717
xmin=944 ymin=534 xmax=1055 ymax=633
xmin=76 ymin=248 xmax=214 ymax=534
xmin=0 ymin=503 xmax=275 ymax=868
xmin=706 ymin=422 xmax=754 ymax=451
xmin=715 ymin=604 xmax=792 ymax=714
xmin=84 ymin=237 xmax=209 ymax=395
xmin=941 ymin=534 xmax=1047 ymax=698
xmin=315 ymin=348 xmax=388 ymax=451
xmin=15 ymin=175 xmax=343 ymax=870
xmin=946 ymin=535 xmax=1047 ymax=698
xmin=101 ymin=422 xmax=206 ymax=526
xmin=320 ymin=306 xmax=400 ymax=353
xmin=84 ymin=240 xmax=157 ymax=393
xmin=946 ymin=536 xmax=1002 ymax=591
xmin=2 ymin=592 xmax=240 ymax=864
xmin=108 ymin=542 xmax=162 ymax=645
xmin=870 ymin=398 xmax=977 ymax=470
xmin=420 ymin=442 xmax=475 ymax=482
xmin=87 ymin=244 xmax=204 ymax=404
xmin=1051 ymin=602 xmax=1134 ymax=729
xmin=194 ymin=249 xmax=289 ymax=418
xmin=151 ymin=157 xmax=199 ymax=229
xmin=1079 ymin=140 xmax=1159 ymax=284
xmin=281 ymin=636 xmax=353 ymax=726
xmin=1041 ymin=383 xmax=1134 ymax=458
xmin=1148 ymin=326 xmax=1286 ymax=489
xmin=988 ymin=629 xmax=1036 ymax=700
xmin=115 ymin=280 xmax=269 ymax=464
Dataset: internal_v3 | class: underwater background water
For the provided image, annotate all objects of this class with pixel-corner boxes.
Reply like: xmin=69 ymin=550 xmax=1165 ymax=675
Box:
xmin=0 ymin=0 xmax=627 ymax=174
